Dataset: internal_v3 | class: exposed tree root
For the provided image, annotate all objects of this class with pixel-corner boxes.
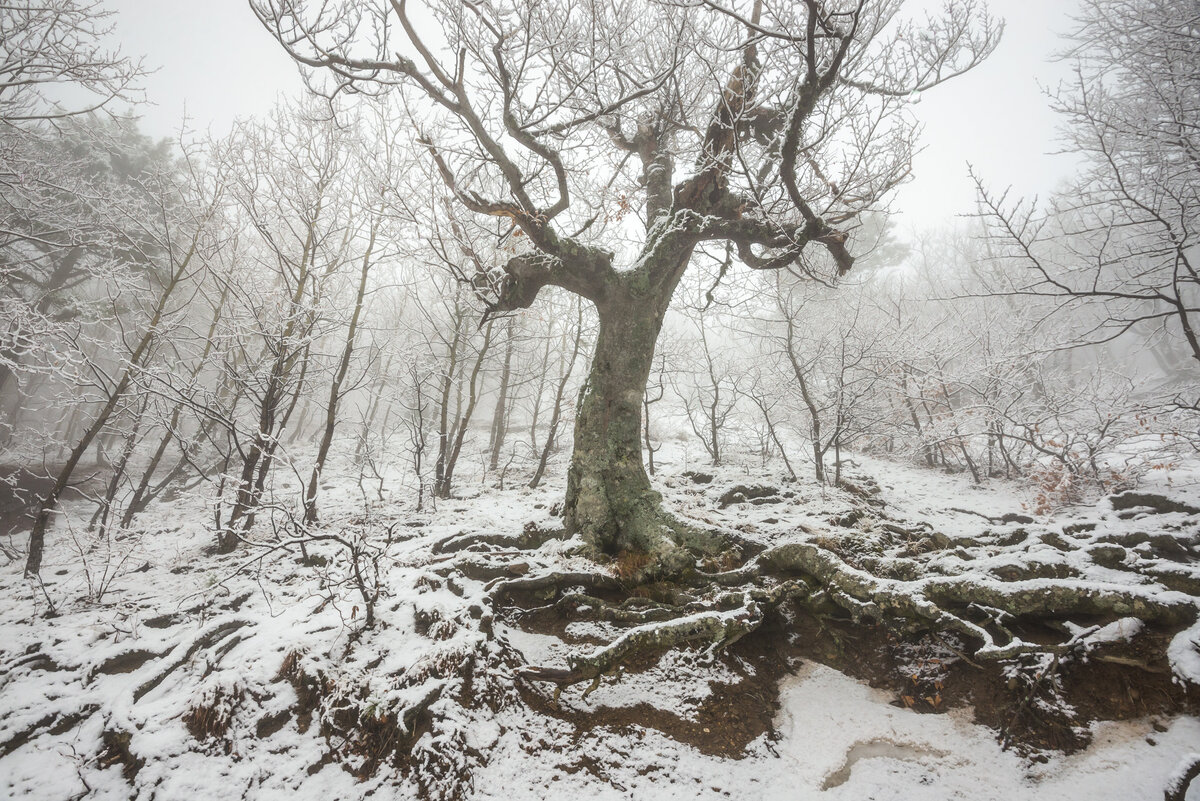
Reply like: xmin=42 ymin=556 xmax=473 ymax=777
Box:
xmin=0 ymin=704 xmax=100 ymax=759
xmin=432 ymin=523 xmax=567 ymax=555
xmin=522 ymin=605 xmax=761 ymax=691
xmin=759 ymin=543 xmax=1196 ymax=659
xmin=132 ymin=617 xmax=253 ymax=702
xmin=553 ymin=593 xmax=682 ymax=625
xmin=0 ymin=616 xmax=255 ymax=778
xmin=516 ymin=536 xmax=1200 ymax=693
xmin=491 ymin=571 xmax=624 ymax=603
xmin=412 ymin=478 xmax=1200 ymax=713
xmin=267 ymin=599 xmax=530 ymax=796
xmin=17 ymin=489 xmax=1190 ymax=797
xmin=1109 ymin=492 xmax=1200 ymax=516
xmin=518 ymin=579 xmax=808 ymax=690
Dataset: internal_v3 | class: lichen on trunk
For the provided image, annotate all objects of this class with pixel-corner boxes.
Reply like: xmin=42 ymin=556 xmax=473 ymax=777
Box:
xmin=562 ymin=270 xmax=718 ymax=574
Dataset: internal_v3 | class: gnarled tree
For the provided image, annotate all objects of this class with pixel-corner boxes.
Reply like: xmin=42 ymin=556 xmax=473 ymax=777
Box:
xmin=254 ymin=0 xmax=1000 ymax=569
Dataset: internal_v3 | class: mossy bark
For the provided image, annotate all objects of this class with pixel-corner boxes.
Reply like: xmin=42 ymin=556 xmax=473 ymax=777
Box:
xmin=565 ymin=285 xmax=661 ymax=552
xmin=563 ymin=273 xmax=704 ymax=569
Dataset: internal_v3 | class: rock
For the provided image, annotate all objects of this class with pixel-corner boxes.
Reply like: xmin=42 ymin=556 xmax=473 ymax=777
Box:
xmin=1109 ymin=492 xmax=1200 ymax=516
xmin=993 ymin=528 xmax=1028 ymax=547
xmin=1086 ymin=543 xmax=1128 ymax=569
xmin=717 ymin=485 xmax=779 ymax=509
xmin=830 ymin=510 xmax=864 ymax=527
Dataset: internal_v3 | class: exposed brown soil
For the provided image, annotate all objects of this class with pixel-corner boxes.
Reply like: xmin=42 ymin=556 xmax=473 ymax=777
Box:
xmin=272 ymin=649 xmax=440 ymax=781
xmin=183 ymin=686 xmax=244 ymax=749
xmin=508 ymin=598 xmax=1198 ymax=761
xmin=518 ymin=641 xmax=786 ymax=758
xmin=99 ymin=728 xmax=144 ymax=781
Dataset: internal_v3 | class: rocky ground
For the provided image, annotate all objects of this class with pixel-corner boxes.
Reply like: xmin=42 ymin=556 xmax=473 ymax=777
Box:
xmin=2 ymin=446 xmax=1198 ymax=800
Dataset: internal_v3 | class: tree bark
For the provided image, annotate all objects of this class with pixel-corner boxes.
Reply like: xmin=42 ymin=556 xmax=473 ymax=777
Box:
xmin=434 ymin=319 xmax=493 ymax=499
xmin=487 ymin=319 xmax=515 ymax=472
xmin=782 ymin=316 xmax=826 ymax=483
xmin=304 ymin=222 xmax=377 ymax=524
xmin=563 ymin=282 xmax=685 ymax=561
xmin=529 ymin=300 xmax=584 ymax=489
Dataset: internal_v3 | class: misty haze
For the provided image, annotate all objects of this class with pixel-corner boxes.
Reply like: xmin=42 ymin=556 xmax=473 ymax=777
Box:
xmin=1 ymin=1 xmax=1199 ymax=799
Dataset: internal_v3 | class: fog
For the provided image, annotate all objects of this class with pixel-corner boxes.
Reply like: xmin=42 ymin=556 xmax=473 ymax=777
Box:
xmin=2 ymin=2 xmax=1198 ymax=799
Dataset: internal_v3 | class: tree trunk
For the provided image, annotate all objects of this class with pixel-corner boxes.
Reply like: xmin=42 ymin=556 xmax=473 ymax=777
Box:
xmin=435 ymin=320 xmax=493 ymax=498
xmin=432 ymin=299 xmax=465 ymax=500
xmin=527 ymin=334 xmax=552 ymax=455
xmin=643 ymin=353 xmax=665 ymax=477
xmin=563 ymin=288 xmax=680 ymax=559
xmin=487 ymin=319 xmax=515 ymax=472
xmin=304 ymin=223 xmax=377 ymax=525
xmin=530 ymin=300 xmax=584 ymax=489
xmin=25 ymin=387 xmax=127 ymax=576
xmin=90 ymin=394 xmax=149 ymax=536
xmin=788 ymin=342 xmax=825 ymax=482
xmin=25 ymin=238 xmax=197 ymax=575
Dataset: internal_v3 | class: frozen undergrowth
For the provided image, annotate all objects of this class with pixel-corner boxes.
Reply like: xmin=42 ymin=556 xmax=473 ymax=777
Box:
xmin=1 ymin=444 xmax=1198 ymax=800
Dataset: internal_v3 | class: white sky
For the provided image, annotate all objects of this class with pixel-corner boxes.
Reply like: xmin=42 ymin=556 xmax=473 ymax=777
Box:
xmin=891 ymin=0 xmax=1083 ymax=233
xmin=108 ymin=0 xmax=1082 ymax=234
xmin=107 ymin=0 xmax=303 ymax=138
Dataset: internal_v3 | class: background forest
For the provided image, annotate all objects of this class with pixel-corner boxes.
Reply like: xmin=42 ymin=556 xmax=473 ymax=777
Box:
xmin=1 ymin=1 xmax=1199 ymax=800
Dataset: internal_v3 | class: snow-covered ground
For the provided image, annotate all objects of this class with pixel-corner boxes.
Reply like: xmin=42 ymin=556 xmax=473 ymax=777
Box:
xmin=470 ymin=662 xmax=1200 ymax=801
xmin=2 ymin=445 xmax=1198 ymax=800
